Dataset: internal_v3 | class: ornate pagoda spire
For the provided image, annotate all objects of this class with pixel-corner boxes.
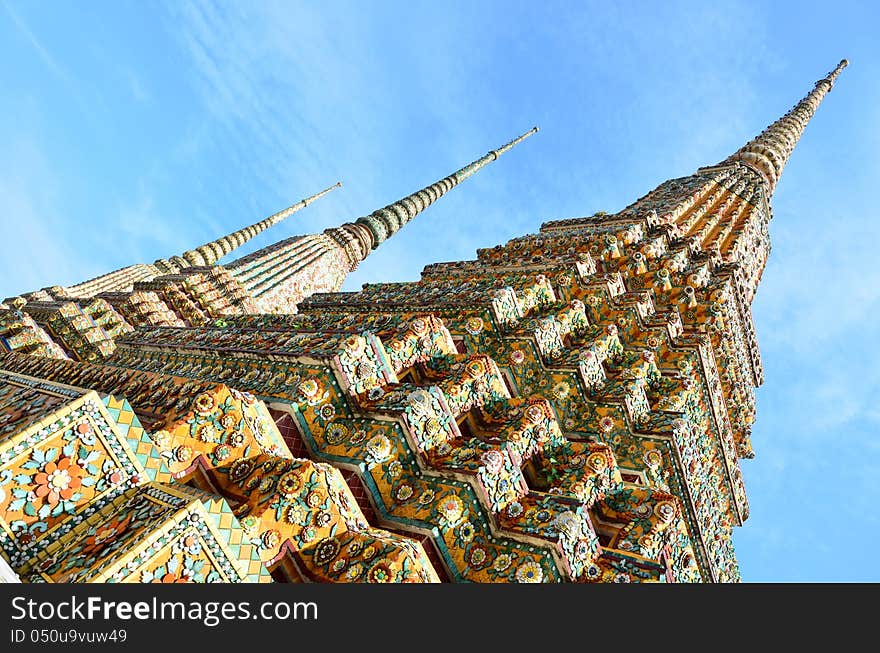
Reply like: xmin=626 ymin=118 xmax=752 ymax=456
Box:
xmin=346 ymin=126 xmax=539 ymax=255
xmin=712 ymin=59 xmax=848 ymax=194
xmin=226 ymin=127 xmax=539 ymax=313
xmin=171 ymin=182 xmax=342 ymax=268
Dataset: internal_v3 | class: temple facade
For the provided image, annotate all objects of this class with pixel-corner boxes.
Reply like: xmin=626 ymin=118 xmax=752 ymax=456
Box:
xmin=0 ymin=60 xmax=846 ymax=583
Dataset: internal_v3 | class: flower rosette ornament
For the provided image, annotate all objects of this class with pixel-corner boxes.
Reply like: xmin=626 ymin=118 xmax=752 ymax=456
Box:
xmin=509 ymin=349 xmax=526 ymax=366
xmin=32 ymin=455 xmax=85 ymax=507
xmin=464 ymin=317 xmax=484 ymax=336
xmin=435 ymin=494 xmax=465 ymax=528
xmin=366 ymin=560 xmax=395 ymax=583
xmin=218 ymin=410 xmax=242 ymax=433
xmin=465 ymin=542 xmax=491 ymax=571
xmin=193 ymin=392 xmax=216 ymax=417
xmin=643 ymin=449 xmax=663 ymax=471
xmin=317 ymin=403 xmax=336 ymax=422
xmin=364 ymin=434 xmax=393 ymax=466
xmin=195 ymin=422 xmax=220 ymax=444
xmin=556 ymin=271 xmax=573 ymax=288
xmin=311 ymin=537 xmax=342 ymax=568
xmin=227 ymin=457 xmax=255 ymax=485
xmin=480 ymin=449 xmax=505 ymax=475
xmin=74 ymin=420 xmax=96 ymax=445
xmin=586 ymin=451 xmax=609 ymax=474
xmin=515 ymin=559 xmax=544 ymax=583
xmin=654 ymin=500 xmax=677 ymax=523
xmin=298 ymin=377 xmax=329 ymax=406
xmin=394 ymin=482 xmax=415 ymax=503
xmin=491 ymin=553 xmax=513 ymax=576
xmin=277 ymin=470 xmax=304 ymax=499
xmin=552 ymin=380 xmax=571 ymax=400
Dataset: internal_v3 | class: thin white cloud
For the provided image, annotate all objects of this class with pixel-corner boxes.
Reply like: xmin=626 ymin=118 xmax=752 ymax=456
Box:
xmin=2 ymin=2 xmax=68 ymax=82
xmin=2 ymin=2 xmax=92 ymax=115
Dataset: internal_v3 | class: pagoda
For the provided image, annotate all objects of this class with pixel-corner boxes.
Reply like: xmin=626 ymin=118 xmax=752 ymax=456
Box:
xmin=0 ymin=60 xmax=846 ymax=583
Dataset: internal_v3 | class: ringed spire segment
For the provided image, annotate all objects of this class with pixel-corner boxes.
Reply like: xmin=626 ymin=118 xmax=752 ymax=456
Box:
xmin=351 ymin=127 xmax=539 ymax=251
xmin=178 ymin=181 xmax=342 ymax=267
xmin=716 ymin=59 xmax=848 ymax=194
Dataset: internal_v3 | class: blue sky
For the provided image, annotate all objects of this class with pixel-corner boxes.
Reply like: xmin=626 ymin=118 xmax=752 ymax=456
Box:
xmin=1 ymin=0 xmax=878 ymax=581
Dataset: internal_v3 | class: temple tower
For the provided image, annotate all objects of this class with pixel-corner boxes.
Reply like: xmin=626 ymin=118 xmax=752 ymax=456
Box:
xmin=0 ymin=62 xmax=846 ymax=584
xmin=66 ymin=182 xmax=342 ymax=295
xmin=153 ymin=182 xmax=343 ymax=273
xmin=715 ymin=58 xmax=848 ymax=193
xmin=226 ymin=128 xmax=539 ymax=313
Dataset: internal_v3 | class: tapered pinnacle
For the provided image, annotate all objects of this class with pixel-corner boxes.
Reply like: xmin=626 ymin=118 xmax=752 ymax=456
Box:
xmin=719 ymin=59 xmax=848 ymax=194
xmin=181 ymin=182 xmax=342 ymax=266
xmin=354 ymin=127 xmax=539 ymax=248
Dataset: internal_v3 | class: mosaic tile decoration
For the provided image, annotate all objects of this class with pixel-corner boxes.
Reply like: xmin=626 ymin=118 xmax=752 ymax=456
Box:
xmin=0 ymin=60 xmax=848 ymax=582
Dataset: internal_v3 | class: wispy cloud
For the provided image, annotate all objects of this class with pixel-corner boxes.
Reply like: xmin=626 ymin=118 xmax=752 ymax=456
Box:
xmin=2 ymin=2 xmax=67 ymax=81
xmin=126 ymin=70 xmax=149 ymax=103
xmin=2 ymin=1 xmax=92 ymax=115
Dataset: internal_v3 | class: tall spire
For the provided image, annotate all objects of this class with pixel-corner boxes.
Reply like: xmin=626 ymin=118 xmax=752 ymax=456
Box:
xmin=225 ymin=127 xmax=540 ymax=313
xmin=715 ymin=59 xmax=848 ymax=194
xmin=344 ymin=127 xmax=539 ymax=255
xmin=151 ymin=182 xmax=341 ymax=272
xmin=180 ymin=182 xmax=342 ymax=266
